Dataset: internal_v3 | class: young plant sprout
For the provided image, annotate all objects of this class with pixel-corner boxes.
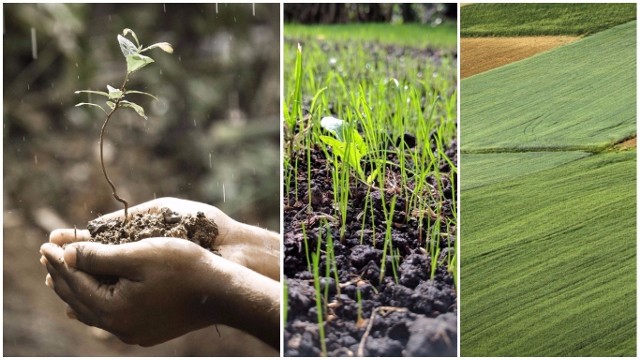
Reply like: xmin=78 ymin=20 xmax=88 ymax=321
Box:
xmin=75 ymin=28 xmax=173 ymax=223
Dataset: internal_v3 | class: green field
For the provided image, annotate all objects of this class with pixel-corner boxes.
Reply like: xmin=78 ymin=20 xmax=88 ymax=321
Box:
xmin=461 ymin=7 xmax=636 ymax=357
xmin=461 ymin=151 xmax=636 ymax=356
xmin=461 ymin=21 xmax=636 ymax=152
xmin=461 ymin=151 xmax=589 ymax=191
xmin=461 ymin=3 xmax=636 ymax=37
xmin=285 ymin=22 xmax=457 ymax=48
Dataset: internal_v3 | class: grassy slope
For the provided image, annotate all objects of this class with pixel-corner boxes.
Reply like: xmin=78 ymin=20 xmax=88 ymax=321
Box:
xmin=461 ymin=21 xmax=636 ymax=152
xmin=461 ymin=151 xmax=588 ymax=191
xmin=461 ymin=3 xmax=636 ymax=37
xmin=284 ymin=22 xmax=457 ymax=48
xmin=461 ymin=151 xmax=636 ymax=356
xmin=461 ymin=5 xmax=637 ymax=356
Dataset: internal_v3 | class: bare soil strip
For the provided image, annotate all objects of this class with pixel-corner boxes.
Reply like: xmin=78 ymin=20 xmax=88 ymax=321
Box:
xmin=613 ymin=136 xmax=637 ymax=150
xmin=461 ymin=36 xmax=579 ymax=78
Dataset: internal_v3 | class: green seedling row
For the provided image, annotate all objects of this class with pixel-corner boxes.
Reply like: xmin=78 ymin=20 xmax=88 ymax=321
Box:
xmin=284 ymin=22 xmax=457 ymax=352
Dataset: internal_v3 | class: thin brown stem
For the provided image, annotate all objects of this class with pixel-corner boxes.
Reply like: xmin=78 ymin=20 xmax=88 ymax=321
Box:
xmin=99 ymin=75 xmax=130 ymax=224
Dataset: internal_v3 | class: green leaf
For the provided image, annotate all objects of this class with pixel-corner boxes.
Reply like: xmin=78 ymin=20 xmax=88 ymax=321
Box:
xmin=289 ymin=43 xmax=303 ymax=130
xmin=319 ymin=135 xmax=346 ymax=159
xmin=321 ymin=116 xmax=346 ymax=141
xmin=366 ymin=167 xmax=380 ymax=185
xmin=106 ymin=85 xmax=123 ymax=100
xmin=141 ymin=42 xmax=174 ymax=54
xmin=126 ymin=53 xmax=154 ymax=73
xmin=74 ymin=90 xmax=109 ymax=97
xmin=122 ymin=28 xmax=140 ymax=48
xmin=119 ymin=100 xmax=147 ymax=120
xmin=117 ymin=34 xmax=138 ymax=57
xmin=75 ymin=102 xmax=107 ymax=114
xmin=124 ymin=90 xmax=159 ymax=101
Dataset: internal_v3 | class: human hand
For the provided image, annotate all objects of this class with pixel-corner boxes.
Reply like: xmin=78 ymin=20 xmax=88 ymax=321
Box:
xmin=40 ymin=236 xmax=280 ymax=348
xmin=51 ymin=197 xmax=279 ymax=280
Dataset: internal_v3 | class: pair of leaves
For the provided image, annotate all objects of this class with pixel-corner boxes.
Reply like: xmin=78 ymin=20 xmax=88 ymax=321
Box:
xmin=117 ymin=28 xmax=173 ymax=74
xmin=75 ymin=85 xmax=157 ymax=120
xmin=75 ymin=28 xmax=172 ymax=120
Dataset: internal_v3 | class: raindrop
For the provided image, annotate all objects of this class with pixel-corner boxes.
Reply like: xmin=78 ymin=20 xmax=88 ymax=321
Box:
xmin=178 ymin=56 xmax=182 ymax=62
xmin=34 ymin=154 xmax=38 ymax=165
xmin=108 ymin=15 xmax=112 ymax=21
xmin=215 ymin=3 xmax=218 ymax=13
xmin=27 ymin=84 xmax=30 ymax=90
xmin=31 ymin=27 xmax=37 ymax=59
xmin=222 ymin=184 xmax=226 ymax=203
xmin=153 ymin=192 xmax=157 ymax=199
xmin=163 ymin=3 xmax=166 ymax=13
xmin=252 ymin=3 xmax=255 ymax=16
xmin=209 ymin=153 xmax=212 ymax=169
xmin=159 ymin=69 xmax=163 ymax=75
xmin=75 ymin=62 xmax=78 ymax=67
xmin=193 ymin=119 xmax=197 ymax=127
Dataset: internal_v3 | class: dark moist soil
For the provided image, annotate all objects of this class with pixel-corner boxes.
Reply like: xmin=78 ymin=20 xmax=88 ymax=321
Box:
xmin=87 ymin=207 xmax=219 ymax=253
xmin=284 ymin=137 xmax=457 ymax=356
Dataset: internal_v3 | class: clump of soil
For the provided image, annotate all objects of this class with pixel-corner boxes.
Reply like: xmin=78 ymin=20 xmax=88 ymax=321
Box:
xmin=87 ymin=207 xmax=219 ymax=253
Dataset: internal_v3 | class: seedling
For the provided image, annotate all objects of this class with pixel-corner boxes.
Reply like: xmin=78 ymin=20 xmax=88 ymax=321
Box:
xmin=75 ymin=28 xmax=173 ymax=223
xmin=319 ymin=116 xmax=369 ymax=181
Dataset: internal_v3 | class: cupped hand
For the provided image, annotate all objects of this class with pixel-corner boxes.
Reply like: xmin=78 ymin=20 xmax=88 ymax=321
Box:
xmin=40 ymin=237 xmax=232 ymax=346
xmin=47 ymin=197 xmax=280 ymax=280
xmin=40 ymin=236 xmax=280 ymax=348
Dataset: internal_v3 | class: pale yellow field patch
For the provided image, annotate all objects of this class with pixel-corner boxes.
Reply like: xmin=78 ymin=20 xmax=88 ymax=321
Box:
xmin=461 ymin=36 xmax=579 ymax=79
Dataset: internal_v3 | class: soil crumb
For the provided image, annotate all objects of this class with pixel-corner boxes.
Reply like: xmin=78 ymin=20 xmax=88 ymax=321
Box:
xmin=87 ymin=207 xmax=219 ymax=252
xmin=461 ymin=36 xmax=579 ymax=78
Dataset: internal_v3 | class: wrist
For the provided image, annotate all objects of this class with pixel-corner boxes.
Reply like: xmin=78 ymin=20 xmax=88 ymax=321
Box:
xmin=228 ymin=221 xmax=281 ymax=280
xmin=199 ymin=252 xmax=280 ymax=348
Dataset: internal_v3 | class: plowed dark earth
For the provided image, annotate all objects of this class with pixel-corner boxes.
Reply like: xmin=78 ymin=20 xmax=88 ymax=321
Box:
xmin=284 ymin=139 xmax=457 ymax=356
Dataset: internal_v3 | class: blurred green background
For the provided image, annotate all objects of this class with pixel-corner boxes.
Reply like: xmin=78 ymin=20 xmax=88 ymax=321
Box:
xmin=3 ymin=3 xmax=279 ymax=356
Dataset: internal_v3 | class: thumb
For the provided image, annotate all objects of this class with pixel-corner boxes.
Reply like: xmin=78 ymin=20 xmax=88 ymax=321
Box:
xmin=65 ymin=242 xmax=139 ymax=278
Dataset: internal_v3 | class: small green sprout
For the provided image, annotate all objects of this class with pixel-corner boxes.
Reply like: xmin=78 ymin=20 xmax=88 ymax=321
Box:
xmin=75 ymin=28 xmax=173 ymax=222
xmin=319 ymin=116 xmax=369 ymax=181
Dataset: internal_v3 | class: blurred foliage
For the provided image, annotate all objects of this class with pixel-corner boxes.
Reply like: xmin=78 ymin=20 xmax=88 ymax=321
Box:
xmin=3 ymin=3 xmax=280 ymax=230
xmin=284 ymin=3 xmax=455 ymax=25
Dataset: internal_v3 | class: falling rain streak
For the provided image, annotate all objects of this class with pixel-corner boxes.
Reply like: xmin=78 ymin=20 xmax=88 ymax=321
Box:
xmin=222 ymin=184 xmax=226 ymax=203
xmin=209 ymin=153 xmax=212 ymax=169
xmin=31 ymin=27 xmax=37 ymax=59
xmin=216 ymin=3 xmax=218 ymax=13
xmin=163 ymin=3 xmax=166 ymax=13
xmin=252 ymin=3 xmax=255 ymax=16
